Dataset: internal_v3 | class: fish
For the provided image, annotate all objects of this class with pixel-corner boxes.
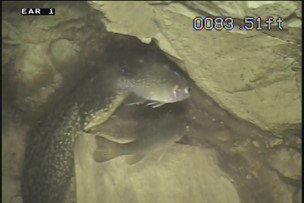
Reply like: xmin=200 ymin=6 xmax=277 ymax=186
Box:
xmin=22 ymin=100 xmax=82 ymax=203
xmin=92 ymin=99 xmax=190 ymax=164
xmin=21 ymin=60 xmax=124 ymax=203
xmin=115 ymin=55 xmax=192 ymax=107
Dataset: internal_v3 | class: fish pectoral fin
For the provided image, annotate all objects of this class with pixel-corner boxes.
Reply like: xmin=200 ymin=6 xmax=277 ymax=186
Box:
xmin=125 ymin=154 xmax=145 ymax=165
xmin=124 ymin=95 xmax=146 ymax=106
xmin=126 ymin=101 xmax=145 ymax=106
xmin=146 ymin=101 xmax=166 ymax=108
xmin=93 ymin=135 xmax=122 ymax=163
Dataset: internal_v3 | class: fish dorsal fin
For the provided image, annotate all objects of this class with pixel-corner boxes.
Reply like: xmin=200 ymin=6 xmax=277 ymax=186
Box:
xmin=125 ymin=154 xmax=145 ymax=165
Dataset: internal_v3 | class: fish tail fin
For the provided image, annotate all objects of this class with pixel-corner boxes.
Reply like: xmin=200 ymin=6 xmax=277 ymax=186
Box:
xmin=94 ymin=135 xmax=122 ymax=163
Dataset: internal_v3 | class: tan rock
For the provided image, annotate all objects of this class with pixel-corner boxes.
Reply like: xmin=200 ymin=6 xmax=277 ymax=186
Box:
xmin=89 ymin=1 xmax=301 ymax=132
xmin=268 ymin=148 xmax=301 ymax=180
xmin=75 ymin=135 xmax=240 ymax=203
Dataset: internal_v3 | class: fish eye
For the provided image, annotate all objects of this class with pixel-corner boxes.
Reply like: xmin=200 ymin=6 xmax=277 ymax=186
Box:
xmin=184 ymin=87 xmax=191 ymax=94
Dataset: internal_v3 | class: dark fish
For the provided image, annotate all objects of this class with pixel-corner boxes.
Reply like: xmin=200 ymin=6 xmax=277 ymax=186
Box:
xmin=93 ymin=99 xmax=189 ymax=164
xmin=21 ymin=63 xmax=121 ymax=203
xmin=22 ymin=100 xmax=82 ymax=203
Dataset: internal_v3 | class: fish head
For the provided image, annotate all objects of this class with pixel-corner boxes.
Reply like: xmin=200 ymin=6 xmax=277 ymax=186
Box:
xmin=149 ymin=63 xmax=192 ymax=103
xmin=171 ymin=84 xmax=191 ymax=102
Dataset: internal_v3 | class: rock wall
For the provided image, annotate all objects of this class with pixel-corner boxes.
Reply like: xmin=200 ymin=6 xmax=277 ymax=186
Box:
xmin=89 ymin=1 xmax=301 ymax=132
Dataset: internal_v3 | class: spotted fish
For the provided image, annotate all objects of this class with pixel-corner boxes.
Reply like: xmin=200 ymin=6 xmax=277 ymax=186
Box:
xmin=116 ymin=56 xmax=191 ymax=108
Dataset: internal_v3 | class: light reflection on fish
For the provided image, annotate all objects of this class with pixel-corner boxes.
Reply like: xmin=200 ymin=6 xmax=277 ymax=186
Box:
xmin=115 ymin=56 xmax=191 ymax=108
xmin=92 ymin=99 xmax=190 ymax=164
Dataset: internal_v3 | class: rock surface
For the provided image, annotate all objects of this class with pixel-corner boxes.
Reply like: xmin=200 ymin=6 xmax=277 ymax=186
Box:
xmin=267 ymin=147 xmax=301 ymax=180
xmin=89 ymin=1 xmax=301 ymax=132
xmin=75 ymin=135 xmax=240 ymax=203
xmin=3 ymin=2 xmax=107 ymax=118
